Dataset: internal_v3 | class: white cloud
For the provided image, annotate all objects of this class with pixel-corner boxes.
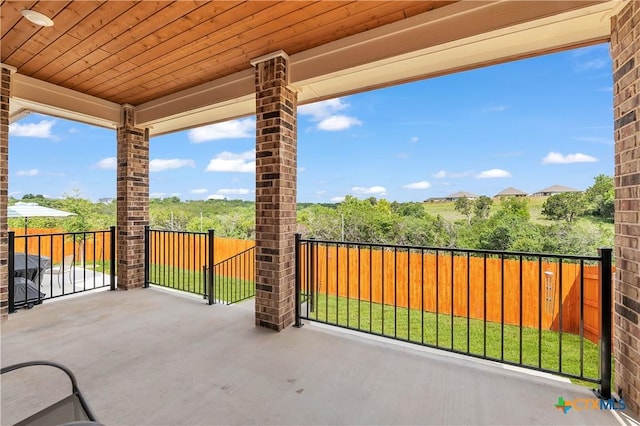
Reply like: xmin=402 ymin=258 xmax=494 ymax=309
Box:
xmin=171 ymin=193 xmax=181 ymax=197
xmin=352 ymin=186 xmax=386 ymax=195
xmin=574 ymin=136 xmax=612 ymax=145
xmin=574 ymin=58 xmax=608 ymax=72
xmin=190 ymin=188 xmax=207 ymax=194
xmin=402 ymin=181 xmax=431 ymax=190
xmin=95 ymin=157 xmax=117 ymax=170
xmin=482 ymin=105 xmax=508 ymax=112
xmin=299 ymin=98 xmax=362 ymax=131
xmin=9 ymin=120 xmax=55 ymax=138
xmin=410 ymin=136 xmax=419 ymax=143
xmin=495 ymin=151 xmax=523 ymax=158
xmin=216 ymin=188 xmax=249 ymax=195
xmin=318 ymin=115 xmax=362 ymax=131
xmin=542 ymin=152 xmax=598 ymax=164
xmin=94 ymin=157 xmax=195 ymax=172
xmin=205 ymin=150 xmax=255 ymax=173
xmin=433 ymin=170 xmax=472 ymax=179
xmin=316 ymin=190 xmax=327 ymax=195
xmin=150 ymin=192 xmax=166 ymax=198
xmin=299 ymin=99 xmax=348 ymax=120
xmin=150 ymin=159 xmax=195 ymax=172
xmin=188 ymin=118 xmax=255 ymax=143
xmin=298 ymin=167 xmax=306 ymax=173
xmin=207 ymin=194 xmax=226 ymax=200
xmin=331 ymin=196 xmax=345 ymax=203
xmin=16 ymin=169 xmax=39 ymax=176
xmin=476 ymin=169 xmax=512 ymax=179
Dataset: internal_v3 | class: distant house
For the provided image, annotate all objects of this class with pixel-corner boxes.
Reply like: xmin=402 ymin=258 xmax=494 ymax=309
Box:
xmin=531 ymin=185 xmax=581 ymax=197
xmin=425 ymin=191 xmax=479 ymax=202
xmin=494 ymin=187 xmax=527 ymax=198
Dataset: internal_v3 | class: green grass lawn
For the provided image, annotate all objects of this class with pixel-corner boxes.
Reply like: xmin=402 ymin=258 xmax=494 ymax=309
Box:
xmin=304 ymin=293 xmax=605 ymax=383
xmin=113 ymin=261 xmax=611 ymax=387
xmin=423 ymin=198 xmax=548 ymax=223
xmin=147 ymin=263 xmax=254 ymax=304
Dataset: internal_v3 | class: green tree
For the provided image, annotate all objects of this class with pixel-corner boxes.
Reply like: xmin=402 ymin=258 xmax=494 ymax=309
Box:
xmin=454 ymin=197 xmax=473 ymax=224
xmin=473 ymin=196 xmax=493 ymax=220
xmin=541 ymin=192 xmax=587 ymax=222
xmin=584 ymin=174 xmax=614 ymax=222
xmin=497 ymin=196 xmax=530 ymax=221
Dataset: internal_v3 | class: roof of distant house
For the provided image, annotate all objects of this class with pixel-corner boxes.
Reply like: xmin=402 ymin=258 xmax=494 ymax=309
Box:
xmin=534 ymin=184 xmax=580 ymax=194
xmin=448 ymin=191 xmax=479 ymax=199
xmin=495 ymin=187 xmax=527 ymax=197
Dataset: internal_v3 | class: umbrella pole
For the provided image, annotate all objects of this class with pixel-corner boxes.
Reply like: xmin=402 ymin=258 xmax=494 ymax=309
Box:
xmin=24 ymin=217 xmax=27 ymax=235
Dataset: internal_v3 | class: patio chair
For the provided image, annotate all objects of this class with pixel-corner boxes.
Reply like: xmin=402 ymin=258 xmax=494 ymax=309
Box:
xmin=35 ymin=254 xmax=76 ymax=288
xmin=1 ymin=361 xmax=100 ymax=425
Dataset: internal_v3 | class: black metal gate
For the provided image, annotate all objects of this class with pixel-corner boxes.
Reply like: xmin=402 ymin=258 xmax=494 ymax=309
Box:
xmin=144 ymin=227 xmax=214 ymax=304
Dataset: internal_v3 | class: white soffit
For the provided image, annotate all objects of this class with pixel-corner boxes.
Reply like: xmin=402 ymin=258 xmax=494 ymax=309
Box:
xmin=135 ymin=69 xmax=255 ymax=136
xmin=9 ymin=73 xmax=121 ymax=129
xmin=295 ymin=1 xmax=616 ymax=103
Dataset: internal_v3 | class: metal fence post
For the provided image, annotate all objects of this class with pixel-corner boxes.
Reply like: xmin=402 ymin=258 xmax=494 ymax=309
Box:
xmin=207 ymin=229 xmax=214 ymax=305
xmin=144 ymin=226 xmax=150 ymax=288
xmin=109 ymin=226 xmax=116 ymax=291
xmin=294 ymin=233 xmax=303 ymax=328
xmin=8 ymin=231 xmax=15 ymax=313
xmin=309 ymin=237 xmax=315 ymax=313
xmin=596 ymin=247 xmax=612 ymax=400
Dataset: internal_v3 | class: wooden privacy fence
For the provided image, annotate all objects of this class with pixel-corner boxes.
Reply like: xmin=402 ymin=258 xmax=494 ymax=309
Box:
xmin=14 ymin=228 xmax=253 ymax=268
xmin=298 ymin=243 xmax=613 ymax=344
xmin=11 ymin=228 xmax=112 ymax=264
xmin=147 ymin=230 xmax=254 ymax=272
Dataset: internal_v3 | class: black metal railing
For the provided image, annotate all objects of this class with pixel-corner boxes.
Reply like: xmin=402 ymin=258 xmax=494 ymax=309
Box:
xmin=145 ymin=227 xmax=214 ymax=303
xmin=8 ymin=227 xmax=116 ymax=313
xmin=295 ymin=236 xmax=613 ymax=398
xmin=213 ymin=246 xmax=255 ymax=304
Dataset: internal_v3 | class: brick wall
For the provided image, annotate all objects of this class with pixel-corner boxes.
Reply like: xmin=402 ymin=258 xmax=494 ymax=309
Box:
xmin=253 ymin=52 xmax=297 ymax=331
xmin=0 ymin=67 xmax=10 ymax=320
xmin=116 ymin=105 xmax=149 ymax=290
xmin=612 ymin=1 xmax=640 ymax=415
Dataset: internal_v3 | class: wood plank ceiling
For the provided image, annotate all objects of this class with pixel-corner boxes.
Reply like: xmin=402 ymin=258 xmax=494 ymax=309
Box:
xmin=1 ymin=1 xmax=453 ymax=106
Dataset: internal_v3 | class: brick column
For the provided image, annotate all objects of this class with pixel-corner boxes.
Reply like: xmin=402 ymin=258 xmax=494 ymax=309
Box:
xmin=251 ymin=51 xmax=297 ymax=331
xmin=0 ymin=66 xmax=12 ymax=320
xmin=612 ymin=1 xmax=640 ymax=416
xmin=116 ymin=105 xmax=149 ymax=290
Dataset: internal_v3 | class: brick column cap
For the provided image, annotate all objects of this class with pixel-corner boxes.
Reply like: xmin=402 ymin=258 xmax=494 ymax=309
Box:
xmin=0 ymin=63 xmax=17 ymax=73
xmin=611 ymin=0 xmax=630 ymax=17
xmin=250 ymin=50 xmax=290 ymax=67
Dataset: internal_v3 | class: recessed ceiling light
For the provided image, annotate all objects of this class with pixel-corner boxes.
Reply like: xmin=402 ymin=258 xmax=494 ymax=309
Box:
xmin=21 ymin=10 xmax=54 ymax=27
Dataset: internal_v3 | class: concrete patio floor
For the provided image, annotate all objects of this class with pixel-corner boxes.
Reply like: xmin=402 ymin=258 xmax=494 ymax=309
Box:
xmin=1 ymin=287 xmax=635 ymax=425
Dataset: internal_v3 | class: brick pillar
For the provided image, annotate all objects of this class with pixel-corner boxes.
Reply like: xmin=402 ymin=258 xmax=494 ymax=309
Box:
xmin=251 ymin=51 xmax=297 ymax=331
xmin=612 ymin=1 xmax=640 ymax=416
xmin=0 ymin=66 xmax=12 ymax=320
xmin=116 ymin=105 xmax=149 ymax=290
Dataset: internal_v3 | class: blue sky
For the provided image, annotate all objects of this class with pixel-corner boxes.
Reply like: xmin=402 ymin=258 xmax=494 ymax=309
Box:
xmin=9 ymin=43 xmax=613 ymax=203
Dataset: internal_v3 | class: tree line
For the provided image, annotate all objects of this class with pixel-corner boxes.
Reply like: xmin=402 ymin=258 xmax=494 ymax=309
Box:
xmin=9 ymin=175 xmax=614 ymax=256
